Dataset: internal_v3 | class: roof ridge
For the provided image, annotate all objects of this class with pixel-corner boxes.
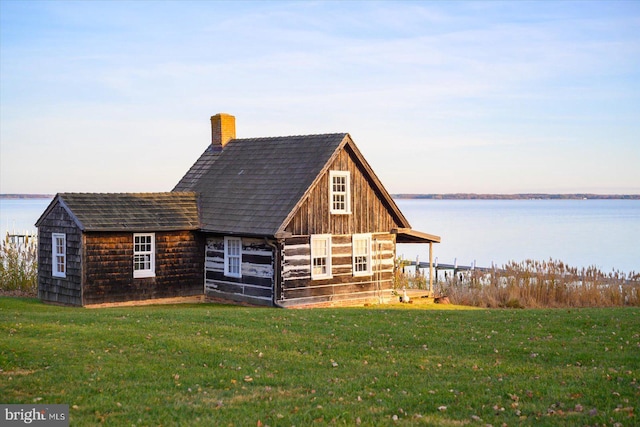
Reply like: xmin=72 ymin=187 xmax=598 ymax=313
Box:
xmin=59 ymin=192 xmax=196 ymax=196
xmin=232 ymin=132 xmax=348 ymax=142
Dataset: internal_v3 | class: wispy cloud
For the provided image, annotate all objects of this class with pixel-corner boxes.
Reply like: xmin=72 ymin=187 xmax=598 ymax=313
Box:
xmin=1 ymin=1 xmax=638 ymax=193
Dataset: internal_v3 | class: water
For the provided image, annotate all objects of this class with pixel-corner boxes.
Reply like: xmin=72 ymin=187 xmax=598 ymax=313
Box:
xmin=0 ymin=198 xmax=52 ymax=238
xmin=396 ymin=199 xmax=639 ymax=275
xmin=1 ymin=197 xmax=638 ymax=274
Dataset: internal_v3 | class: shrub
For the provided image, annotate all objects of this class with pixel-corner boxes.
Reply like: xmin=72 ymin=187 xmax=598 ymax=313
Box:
xmin=394 ymin=257 xmax=428 ymax=289
xmin=0 ymin=239 xmax=38 ymax=295
xmin=403 ymin=258 xmax=639 ymax=308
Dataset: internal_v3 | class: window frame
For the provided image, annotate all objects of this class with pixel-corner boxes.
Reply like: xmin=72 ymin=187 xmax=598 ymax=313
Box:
xmin=133 ymin=233 xmax=155 ymax=278
xmin=224 ymin=236 xmax=242 ymax=278
xmin=52 ymin=233 xmax=66 ymax=278
xmin=329 ymin=170 xmax=351 ymax=214
xmin=310 ymin=234 xmax=332 ymax=280
xmin=352 ymin=233 xmax=373 ymax=276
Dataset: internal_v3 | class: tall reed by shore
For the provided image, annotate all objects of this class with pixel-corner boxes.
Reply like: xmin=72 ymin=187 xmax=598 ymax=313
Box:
xmin=397 ymin=258 xmax=639 ymax=308
xmin=0 ymin=240 xmax=37 ymax=295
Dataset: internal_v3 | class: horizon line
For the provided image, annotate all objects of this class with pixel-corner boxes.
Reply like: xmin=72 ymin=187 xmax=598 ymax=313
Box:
xmin=2 ymin=192 xmax=640 ymax=200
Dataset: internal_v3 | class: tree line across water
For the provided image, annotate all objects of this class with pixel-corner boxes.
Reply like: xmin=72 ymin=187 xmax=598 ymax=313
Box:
xmin=393 ymin=193 xmax=640 ymax=200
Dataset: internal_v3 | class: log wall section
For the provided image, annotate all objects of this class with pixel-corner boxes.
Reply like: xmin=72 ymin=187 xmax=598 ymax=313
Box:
xmin=37 ymin=203 xmax=83 ymax=306
xmin=278 ymin=233 xmax=396 ymax=307
xmin=82 ymin=231 xmax=204 ymax=305
xmin=204 ymin=236 xmax=274 ymax=306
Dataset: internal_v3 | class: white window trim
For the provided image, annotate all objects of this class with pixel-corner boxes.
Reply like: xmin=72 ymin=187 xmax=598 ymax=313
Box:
xmin=52 ymin=233 xmax=66 ymax=278
xmin=310 ymin=234 xmax=332 ymax=280
xmin=352 ymin=233 xmax=372 ymax=276
xmin=224 ymin=236 xmax=242 ymax=278
xmin=133 ymin=233 xmax=155 ymax=278
xmin=329 ymin=170 xmax=351 ymax=214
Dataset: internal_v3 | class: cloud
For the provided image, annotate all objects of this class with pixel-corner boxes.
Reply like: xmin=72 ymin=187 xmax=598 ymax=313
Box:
xmin=1 ymin=1 xmax=638 ymax=193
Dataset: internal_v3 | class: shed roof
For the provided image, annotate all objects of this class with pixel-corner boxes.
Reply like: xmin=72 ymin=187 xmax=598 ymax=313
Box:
xmin=392 ymin=228 xmax=441 ymax=244
xmin=36 ymin=192 xmax=200 ymax=232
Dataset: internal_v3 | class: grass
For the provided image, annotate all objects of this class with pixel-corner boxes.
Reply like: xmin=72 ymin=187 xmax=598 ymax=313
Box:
xmin=1 ymin=298 xmax=638 ymax=426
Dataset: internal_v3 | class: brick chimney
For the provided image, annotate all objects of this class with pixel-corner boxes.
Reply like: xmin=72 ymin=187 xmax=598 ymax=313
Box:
xmin=211 ymin=113 xmax=236 ymax=150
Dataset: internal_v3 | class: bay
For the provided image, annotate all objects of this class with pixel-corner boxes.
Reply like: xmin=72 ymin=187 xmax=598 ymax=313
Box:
xmin=0 ymin=198 xmax=52 ymax=238
xmin=1 ymin=197 xmax=638 ymax=275
xmin=396 ymin=199 xmax=639 ymax=275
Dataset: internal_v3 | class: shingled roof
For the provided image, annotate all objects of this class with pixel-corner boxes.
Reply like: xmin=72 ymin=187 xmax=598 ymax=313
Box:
xmin=36 ymin=192 xmax=200 ymax=232
xmin=174 ymin=133 xmax=351 ymax=236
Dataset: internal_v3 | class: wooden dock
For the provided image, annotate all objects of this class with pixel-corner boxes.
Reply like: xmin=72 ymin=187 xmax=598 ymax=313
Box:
xmin=4 ymin=231 xmax=37 ymax=245
xmin=401 ymin=258 xmax=501 ymax=282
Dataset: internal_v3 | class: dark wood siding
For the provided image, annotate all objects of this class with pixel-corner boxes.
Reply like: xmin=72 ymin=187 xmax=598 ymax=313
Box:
xmin=37 ymin=203 xmax=83 ymax=306
xmin=279 ymin=233 xmax=396 ymax=307
xmin=284 ymin=146 xmax=403 ymax=236
xmin=204 ymin=236 xmax=274 ymax=306
xmin=82 ymin=231 xmax=204 ymax=305
xmin=277 ymin=143 xmax=402 ymax=307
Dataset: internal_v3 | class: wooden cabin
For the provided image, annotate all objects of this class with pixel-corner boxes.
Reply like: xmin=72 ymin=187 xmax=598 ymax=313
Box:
xmin=36 ymin=113 xmax=440 ymax=307
xmin=36 ymin=193 xmax=203 ymax=306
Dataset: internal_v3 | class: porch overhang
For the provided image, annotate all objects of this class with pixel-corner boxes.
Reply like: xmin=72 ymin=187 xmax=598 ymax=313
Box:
xmin=392 ymin=228 xmax=441 ymax=244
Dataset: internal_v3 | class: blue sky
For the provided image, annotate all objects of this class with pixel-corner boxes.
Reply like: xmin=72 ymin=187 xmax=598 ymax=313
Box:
xmin=1 ymin=0 xmax=639 ymax=194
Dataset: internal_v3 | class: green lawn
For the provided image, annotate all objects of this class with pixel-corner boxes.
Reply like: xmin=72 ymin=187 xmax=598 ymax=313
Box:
xmin=1 ymin=298 xmax=638 ymax=426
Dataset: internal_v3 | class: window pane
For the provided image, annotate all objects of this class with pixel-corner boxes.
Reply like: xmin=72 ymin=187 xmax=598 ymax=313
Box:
xmin=329 ymin=171 xmax=350 ymax=214
xmin=137 ymin=254 xmax=150 ymax=270
xmin=311 ymin=236 xmax=331 ymax=279
xmin=52 ymin=234 xmax=66 ymax=277
xmin=133 ymin=234 xmax=155 ymax=277
xmin=228 ymin=257 xmax=239 ymax=274
xmin=353 ymin=235 xmax=371 ymax=276
xmin=312 ymin=240 xmax=320 ymax=254
xmin=313 ymin=258 xmax=326 ymax=275
xmin=224 ymin=237 xmax=242 ymax=277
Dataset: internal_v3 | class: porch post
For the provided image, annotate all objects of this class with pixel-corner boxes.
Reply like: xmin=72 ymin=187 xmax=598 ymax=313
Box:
xmin=429 ymin=241 xmax=434 ymax=297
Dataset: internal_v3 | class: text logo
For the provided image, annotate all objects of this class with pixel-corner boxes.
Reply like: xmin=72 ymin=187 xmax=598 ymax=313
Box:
xmin=1 ymin=405 xmax=69 ymax=426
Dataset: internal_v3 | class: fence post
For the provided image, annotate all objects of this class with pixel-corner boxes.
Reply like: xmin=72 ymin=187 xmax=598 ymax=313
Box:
xmin=429 ymin=242 xmax=434 ymax=296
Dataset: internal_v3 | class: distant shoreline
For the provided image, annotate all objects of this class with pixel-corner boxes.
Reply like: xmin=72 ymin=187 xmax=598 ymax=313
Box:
xmin=393 ymin=193 xmax=640 ymax=200
xmin=1 ymin=194 xmax=54 ymax=199
xmin=2 ymin=193 xmax=639 ymax=200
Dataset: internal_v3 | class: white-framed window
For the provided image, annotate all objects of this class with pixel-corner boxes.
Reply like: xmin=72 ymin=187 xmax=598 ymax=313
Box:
xmin=311 ymin=234 xmax=332 ymax=280
xmin=52 ymin=233 xmax=66 ymax=278
xmin=224 ymin=237 xmax=242 ymax=278
xmin=329 ymin=170 xmax=351 ymax=214
xmin=133 ymin=233 xmax=155 ymax=278
xmin=352 ymin=233 xmax=372 ymax=276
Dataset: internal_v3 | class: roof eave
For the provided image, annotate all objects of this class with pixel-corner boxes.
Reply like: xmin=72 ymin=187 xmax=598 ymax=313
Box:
xmin=392 ymin=228 xmax=441 ymax=244
xmin=344 ymin=137 xmax=411 ymax=228
xmin=83 ymin=226 xmax=200 ymax=232
xmin=197 ymin=227 xmax=277 ymax=238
